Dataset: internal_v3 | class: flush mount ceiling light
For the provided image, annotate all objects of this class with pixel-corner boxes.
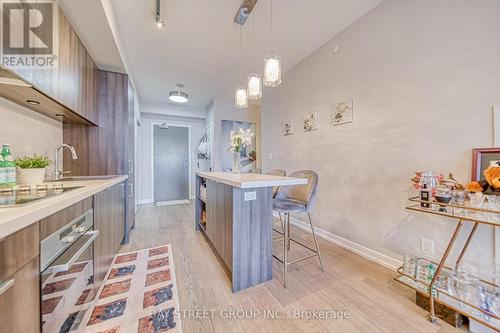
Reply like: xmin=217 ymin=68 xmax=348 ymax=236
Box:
xmin=155 ymin=0 xmax=166 ymax=30
xmin=263 ymin=0 xmax=282 ymax=87
xmin=169 ymin=91 xmax=188 ymax=103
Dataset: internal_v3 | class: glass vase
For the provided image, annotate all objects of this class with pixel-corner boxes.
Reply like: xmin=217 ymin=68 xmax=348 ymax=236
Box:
xmin=232 ymin=153 xmax=241 ymax=174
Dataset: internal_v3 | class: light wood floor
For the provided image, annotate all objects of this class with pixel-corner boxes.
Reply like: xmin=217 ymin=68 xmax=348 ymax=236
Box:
xmin=119 ymin=203 xmax=460 ymax=333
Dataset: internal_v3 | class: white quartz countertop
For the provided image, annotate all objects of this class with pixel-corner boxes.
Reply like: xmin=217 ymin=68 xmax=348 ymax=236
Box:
xmin=196 ymin=172 xmax=308 ymax=189
xmin=0 ymin=175 xmax=128 ymax=240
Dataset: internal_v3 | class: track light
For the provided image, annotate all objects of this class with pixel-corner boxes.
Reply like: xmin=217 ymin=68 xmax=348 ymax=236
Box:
xmin=155 ymin=0 xmax=166 ymax=30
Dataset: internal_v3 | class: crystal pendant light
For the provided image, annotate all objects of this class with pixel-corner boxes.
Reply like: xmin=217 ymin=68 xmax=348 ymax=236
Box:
xmin=264 ymin=54 xmax=281 ymax=87
xmin=247 ymin=73 xmax=262 ymax=100
xmin=235 ymin=25 xmax=248 ymax=108
xmin=235 ymin=87 xmax=248 ymax=108
xmin=246 ymin=0 xmax=262 ymax=100
xmin=263 ymin=0 xmax=282 ymax=87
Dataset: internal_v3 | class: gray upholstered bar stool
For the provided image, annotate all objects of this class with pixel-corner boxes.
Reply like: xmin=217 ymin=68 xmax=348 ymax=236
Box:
xmin=272 ymin=170 xmax=323 ymax=288
xmin=265 ymin=169 xmax=286 ymax=198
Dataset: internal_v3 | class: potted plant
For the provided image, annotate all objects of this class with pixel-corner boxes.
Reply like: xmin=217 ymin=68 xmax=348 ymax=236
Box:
xmin=15 ymin=154 xmax=51 ymax=185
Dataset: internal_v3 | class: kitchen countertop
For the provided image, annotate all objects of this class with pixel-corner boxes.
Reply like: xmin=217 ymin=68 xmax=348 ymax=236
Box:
xmin=0 ymin=175 xmax=128 ymax=240
xmin=196 ymin=171 xmax=307 ymax=189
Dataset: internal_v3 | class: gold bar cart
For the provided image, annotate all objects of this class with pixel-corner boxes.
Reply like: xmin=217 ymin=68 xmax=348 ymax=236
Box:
xmin=396 ymin=197 xmax=500 ymax=332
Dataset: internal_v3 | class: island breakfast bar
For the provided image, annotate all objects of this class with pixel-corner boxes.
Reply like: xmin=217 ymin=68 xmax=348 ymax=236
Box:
xmin=195 ymin=172 xmax=308 ymax=292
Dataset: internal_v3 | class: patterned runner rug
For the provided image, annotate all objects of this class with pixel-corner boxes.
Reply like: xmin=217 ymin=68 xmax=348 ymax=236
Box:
xmin=83 ymin=244 xmax=182 ymax=333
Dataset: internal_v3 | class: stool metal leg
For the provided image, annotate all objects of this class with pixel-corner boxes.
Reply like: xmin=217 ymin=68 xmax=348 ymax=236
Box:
xmin=307 ymin=212 xmax=324 ymax=271
xmin=287 ymin=215 xmax=291 ymax=250
xmin=283 ymin=213 xmax=289 ymax=288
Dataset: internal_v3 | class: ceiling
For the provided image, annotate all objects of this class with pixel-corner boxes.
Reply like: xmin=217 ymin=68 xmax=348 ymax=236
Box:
xmin=59 ymin=0 xmax=125 ymax=73
xmin=63 ymin=0 xmax=383 ymax=110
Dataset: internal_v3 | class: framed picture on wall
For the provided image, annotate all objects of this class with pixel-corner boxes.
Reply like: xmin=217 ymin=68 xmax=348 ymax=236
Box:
xmin=304 ymin=112 xmax=318 ymax=132
xmin=282 ymin=119 xmax=294 ymax=136
xmin=471 ymin=148 xmax=500 ymax=180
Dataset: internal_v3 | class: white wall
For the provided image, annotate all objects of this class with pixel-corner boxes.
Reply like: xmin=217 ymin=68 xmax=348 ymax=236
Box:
xmin=262 ymin=0 xmax=500 ymax=273
xmin=208 ymin=99 xmax=261 ymax=171
xmin=0 ymin=97 xmax=62 ymax=178
xmin=137 ymin=112 xmax=205 ymax=203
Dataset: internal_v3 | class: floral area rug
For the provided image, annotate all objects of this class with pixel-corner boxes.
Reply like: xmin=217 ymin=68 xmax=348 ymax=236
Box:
xmin=83 ymin=244 xmax=182 ymax=333
xmin=42 ymin=244 xmax=182 ymax=333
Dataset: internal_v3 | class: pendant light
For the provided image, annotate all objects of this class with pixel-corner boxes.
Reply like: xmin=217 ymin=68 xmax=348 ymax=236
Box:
xmin=235 ymin=26 xmax=248 ymax=108
xmin=263 ymin=0 xmax=281 ymax=87
xmin=247 ymin=0 xmax=262 ymax=100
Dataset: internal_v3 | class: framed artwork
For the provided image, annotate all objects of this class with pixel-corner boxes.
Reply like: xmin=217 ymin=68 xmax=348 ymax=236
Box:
xmin=303 ymin=112 xmax=318 ymax=132
xmin=471 ymin=148 xmax=500 ymax=181
xmin=282 ymin=120 xmax=294 ymax=136
xmin=332 ymin=100 xmax=353 ymax=125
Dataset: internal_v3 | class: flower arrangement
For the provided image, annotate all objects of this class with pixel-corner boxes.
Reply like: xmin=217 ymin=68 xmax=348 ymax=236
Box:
xmin=410 ymin=172 xmax=465 ymax=190
xmin=465 ymin=165 xmax=500 ymax=194
xmin=228 ymin=128 xmax=254 ymax=154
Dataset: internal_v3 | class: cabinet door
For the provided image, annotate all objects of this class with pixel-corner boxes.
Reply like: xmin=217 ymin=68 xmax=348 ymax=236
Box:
xmin=114 ymin=183 xmax=126 ymax=251
xmin=0 ymin=258 xmax=40 ymax=333
xmin=206 ymin=180 xmax=216 ymax=240
xmin=93 ymin=187 xmax=113 ymax=288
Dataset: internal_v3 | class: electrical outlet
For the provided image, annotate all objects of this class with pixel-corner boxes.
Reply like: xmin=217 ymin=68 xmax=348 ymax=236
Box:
xmin=421 ymin=237 xmax=435 ymax=257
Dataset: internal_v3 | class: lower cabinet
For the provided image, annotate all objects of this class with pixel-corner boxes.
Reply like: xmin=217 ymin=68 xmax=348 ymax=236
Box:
xmin=94 ymin=181 xmax=126 ymax=288
xmin=0 ymin=224 xmax=40 ymax=333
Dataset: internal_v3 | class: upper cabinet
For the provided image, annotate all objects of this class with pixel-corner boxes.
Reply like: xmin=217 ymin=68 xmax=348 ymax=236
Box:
xmin=3 ymin=7 xmax=98 ymax=125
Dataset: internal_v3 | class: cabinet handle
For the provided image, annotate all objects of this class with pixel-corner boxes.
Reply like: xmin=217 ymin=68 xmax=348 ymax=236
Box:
xmin=0 ymin=279 xmax=14 ymax=296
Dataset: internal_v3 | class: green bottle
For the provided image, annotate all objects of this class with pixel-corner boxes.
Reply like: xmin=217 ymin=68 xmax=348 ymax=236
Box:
xmin=0 ymin=155 xmax=6 ymax=187
xmin=1 ymin=144 xmax=16 ymax=187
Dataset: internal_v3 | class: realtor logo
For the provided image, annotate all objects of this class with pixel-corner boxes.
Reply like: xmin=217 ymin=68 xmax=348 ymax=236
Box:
xmin=1 ymin=0 xmax=58 ymax=68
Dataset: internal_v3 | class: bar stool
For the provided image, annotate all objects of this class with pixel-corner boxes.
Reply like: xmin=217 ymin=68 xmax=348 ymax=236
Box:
xmin=265 ymin=169 xmax=286 ymax=198
xmin=272 ymin=170 xmax=323 ymax=288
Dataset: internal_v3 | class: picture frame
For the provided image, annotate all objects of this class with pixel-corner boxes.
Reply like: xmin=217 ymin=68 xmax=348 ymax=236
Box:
xmin=471 ymin=148 xmax=500 ymax=181
xmin=282 ymin=119 xmax=294 ymax=136
xmin=303 ymin=112 xmax=318 ymax=132
xmin=332 ymin=99 xmax=353 ymax=126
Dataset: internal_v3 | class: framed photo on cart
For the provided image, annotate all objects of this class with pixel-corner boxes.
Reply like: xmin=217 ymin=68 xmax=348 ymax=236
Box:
xmin=471 ymin=148 xmax=500 ymax=181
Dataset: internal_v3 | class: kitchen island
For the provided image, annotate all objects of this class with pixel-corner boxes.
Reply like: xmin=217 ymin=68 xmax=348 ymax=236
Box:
xmin=195 ymin=172 xmax=307 ymax=292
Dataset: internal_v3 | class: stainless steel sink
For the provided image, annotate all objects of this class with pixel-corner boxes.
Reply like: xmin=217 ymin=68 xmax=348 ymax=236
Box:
xmin=46 ymin=175 xmax=118 ymax=182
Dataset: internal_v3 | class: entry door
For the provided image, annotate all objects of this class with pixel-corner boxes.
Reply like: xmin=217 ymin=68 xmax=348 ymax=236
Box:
xmin=154 ymin=125 xmax=189 ymax=203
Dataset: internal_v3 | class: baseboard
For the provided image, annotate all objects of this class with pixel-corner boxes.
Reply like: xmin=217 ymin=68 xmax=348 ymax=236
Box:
xmin=156 ymin=199 xmax=190 ymax=206
xmin=138 ymin=199 xmax=154 ymax=205
xmin=273 ymin=212 xmax=402 ymax=271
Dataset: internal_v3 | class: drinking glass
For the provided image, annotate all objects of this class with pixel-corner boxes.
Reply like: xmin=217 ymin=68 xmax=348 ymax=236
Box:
xmin=403 ymin=254 xmax=417 ymax=278
xmin=485 ymin=195 xmax=500 ymax=222
xmin=434 ymin=187 xmax=452 ymax=213
xmin=467 ymin=192 xmax=486 ymax=220
xmin=452 ymin=263 xmax=480 ymax=307
xmin=452 ymin=190 xmax=466 ymax=216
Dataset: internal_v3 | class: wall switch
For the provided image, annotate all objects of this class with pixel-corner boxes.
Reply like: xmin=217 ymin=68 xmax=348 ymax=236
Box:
xmin=421 ymin=237 xmax=435 ymax=257
xmin=267 ymin=153 xmax=273 ymax=160
xmin=244 ymin=191 xmax=257 ymax=201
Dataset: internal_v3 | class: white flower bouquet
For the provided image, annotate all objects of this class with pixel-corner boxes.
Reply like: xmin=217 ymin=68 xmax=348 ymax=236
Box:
xmin=228 ymin=128 xmax=254 ymax=153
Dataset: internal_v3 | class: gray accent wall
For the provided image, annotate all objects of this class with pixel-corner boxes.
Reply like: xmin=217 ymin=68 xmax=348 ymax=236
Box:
xmin=262 ymin=0 xmax=500 ymax=273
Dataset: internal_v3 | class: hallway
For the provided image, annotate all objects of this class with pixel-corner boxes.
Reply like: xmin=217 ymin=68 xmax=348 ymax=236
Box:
xmin=120 ymin=203 xmax=459 ymax=333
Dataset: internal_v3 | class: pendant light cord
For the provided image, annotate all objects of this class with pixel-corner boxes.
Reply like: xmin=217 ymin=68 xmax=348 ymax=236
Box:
xmin=239 ymin=25 xmax=243 ymax=83
xmin=270 ymin=0 xmax=273 ymax=53
xmin=252 ymin=0 xmax=256 ymax=71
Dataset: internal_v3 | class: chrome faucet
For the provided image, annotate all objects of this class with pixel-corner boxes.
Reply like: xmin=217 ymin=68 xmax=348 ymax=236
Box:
xmin=52 ymin=144 xmax=78 ymax=181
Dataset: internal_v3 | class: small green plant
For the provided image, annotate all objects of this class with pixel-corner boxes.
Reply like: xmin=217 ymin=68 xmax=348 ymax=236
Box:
xmin=15 ymin=154 xmax=51 ymax=169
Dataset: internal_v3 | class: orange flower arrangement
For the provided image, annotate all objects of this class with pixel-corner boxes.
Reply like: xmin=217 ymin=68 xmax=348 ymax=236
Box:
xmin=465 ymin=181 xmax=483 ymax=193
xmin=484 ymin=166 xmax=500 ymax=189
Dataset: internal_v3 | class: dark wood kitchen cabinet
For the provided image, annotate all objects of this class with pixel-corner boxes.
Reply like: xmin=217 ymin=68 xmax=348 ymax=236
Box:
xmin=6 ymin=7 xmax=99 ymax=125
xmin=63 ymin=71 xmax=135 ymax=242
xmin=93 ymin=181 xmax=126 ymax=288
xmin=0 ymin=223 xmax=40 ymax=333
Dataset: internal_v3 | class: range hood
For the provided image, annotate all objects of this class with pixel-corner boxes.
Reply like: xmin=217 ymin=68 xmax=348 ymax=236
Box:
xmin=0 ymin=66 xmax=95 ymax=125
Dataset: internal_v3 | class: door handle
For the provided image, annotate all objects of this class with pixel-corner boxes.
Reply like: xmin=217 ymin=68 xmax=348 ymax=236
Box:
xmin=128 ymin=183 xmax=133 ymax=198
xmin=48 ymin=230 xmax=99 ymax=274
xmin=0 ymin=279 xmax=14 ymax=296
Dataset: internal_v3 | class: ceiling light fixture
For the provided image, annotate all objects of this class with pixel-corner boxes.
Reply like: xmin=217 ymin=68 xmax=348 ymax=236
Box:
xmin=247 ymin=0 xmax=262 ymax=100
xmin=169 ymin=91 xmax=188 ymax=103
xmin=263 ymin=0 xmax=281 ymax=87
xmin=155 ymin=0 xmax=166 ymax=30
xmin=235 ymin=26 xmax=248 ymax=109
